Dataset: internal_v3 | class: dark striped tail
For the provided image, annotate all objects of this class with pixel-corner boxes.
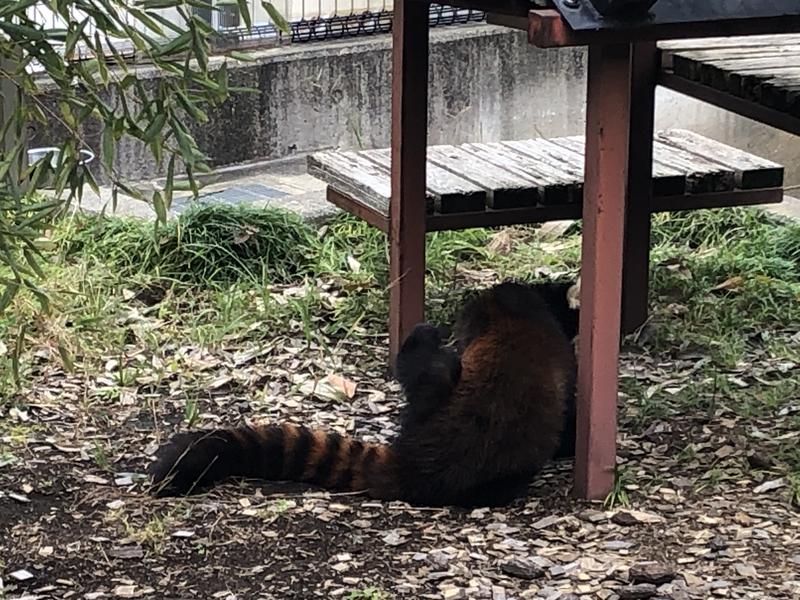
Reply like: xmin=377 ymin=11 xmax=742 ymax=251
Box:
xmin=148 ymin=423 xmax=395 ymax=498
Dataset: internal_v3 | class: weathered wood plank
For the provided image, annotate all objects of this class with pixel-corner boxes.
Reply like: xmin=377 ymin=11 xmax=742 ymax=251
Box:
xmin=669 ymin=45 xmax=800 ymax=79
xmin=461 ymin=141 xmax=579 ymax=206
xmin=546 ymin=135 xmax=687 ymax=197
xmin=672 ymin=45 xmax=800 ymax=61
xmin=659 ymin=34 xmax=800 ymax=116
xmin=427 ymin=144 xmax=541 ymax=209
xmin=704 ymin=58 xmax=800 ymax=91
xmin=361 ymin=148 xmax=486 ymax=214
xmin=722 ymin=66 xmax=800 ymax=100
xmin=308 ymin=151 xmax=433 ymax=215
xmin=552 ymin=135 xmax=734 ymax=194
xmin=659 ymin=34 xmax=800 ymax=52
xmin=667 ymin=43 xmax=800 ymax=111
xmin=677 ymin=54 xmax=800 ymax=91
xmin=656 ymin=129 xmax=783 ymax=189
xmin=755 ymin=79 xmax=800 ymax=114
xmin=307 ymin=151 xmax=393 ymax=216
xmin=739 ymin=68 xmax=800 ymax=100
xmin=500 ymin=138 xmax=585 ymax=204
xmin=653 ymin=140 xmax=735 ymax=193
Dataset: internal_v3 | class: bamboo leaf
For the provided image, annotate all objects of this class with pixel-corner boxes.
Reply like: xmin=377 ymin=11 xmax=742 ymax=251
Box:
xmin=12 ymin=324 xmax=27 ymax=388
xmin=228 ymin=50 xmax=255 ymax=62
xmin=0 ymin=281 xmax=20 ymax=314
xmin=102 ymin=126 xmax=115 ymax=171
xmin=152 ymin=190 xmax=168 ymax=223
xmin=142 ymin=113 xmax=167 ymax=143
xmin=262 ymin=2 xmax=290 ymax=33
xmin=237 ymin=0 xmax=253 ymax=30
xmin=57 ymin=341 xmax=74 ymax=372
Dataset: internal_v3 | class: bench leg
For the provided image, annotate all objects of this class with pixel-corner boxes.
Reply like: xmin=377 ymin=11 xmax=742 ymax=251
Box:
xmin=574 ymin=43 xmax=632 ymax=500
xmin=621 ymin=42 xmax=658 ymax=335
xmin=388 ymin=0 xmax=429 ymax=364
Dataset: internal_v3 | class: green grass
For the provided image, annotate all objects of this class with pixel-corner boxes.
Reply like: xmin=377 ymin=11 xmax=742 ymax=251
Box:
xmin=347 ymin=588 xmax=390 ymax=600
xmin=57 ymin=203 xmax=318 ymax=285
xmin=2 ymin=203 xmax=800 ymax=497
xmin=647 ymin=208 xmax=800 ymax=368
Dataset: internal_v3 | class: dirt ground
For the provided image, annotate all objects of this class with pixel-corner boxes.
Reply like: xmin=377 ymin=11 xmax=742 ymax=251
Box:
xmin=2 ymin=326 xmax=800 ymax=600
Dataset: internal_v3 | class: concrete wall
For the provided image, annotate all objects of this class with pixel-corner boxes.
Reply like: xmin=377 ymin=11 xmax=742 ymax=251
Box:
xmin=33 ymin=23 xmax=800 ymax=187
xmin=185 ymin=25 xmax=589 ymax=170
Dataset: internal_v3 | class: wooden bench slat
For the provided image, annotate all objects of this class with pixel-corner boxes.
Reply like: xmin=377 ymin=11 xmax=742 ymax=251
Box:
xmin=538 ymin=134 xmax=736 ymax=194
xmin=756 ymin=79 xmax=800 ymax=113
xmin=652 ymin=139 xmax=736 ymax=193
xmin=460 ymin=141 xmax=576 ymax=207
xmin=427 ymin=145 xmax=541 ymax=209
xmin=361 ymin=149 xmax=486 ymax=214
xmin=545 ymin=135 xmax=689 ymax=197
xmin=673 ymin=54 xmax=800 ymax=93
xmin=669 ymin=46 xmax=800 ymax=76
xmin=659 ymin=34 xmax=800 ymax=52
xmin=307 ymin=151 xmax=400 ymax=216
xmin=661 ymin=34 xmax=800 ymax=123
xmin=671 ymin=45 xmax=800 ymax=61
xmin=655 ymin=129 xmax=784 ymax=189
xmin=499 ymin=138 xmax=585 ymax=204
xmin=674 ymin=55 xmax=800 ymax=96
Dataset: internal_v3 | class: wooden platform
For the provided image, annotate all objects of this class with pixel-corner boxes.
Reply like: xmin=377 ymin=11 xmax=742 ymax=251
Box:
xmin=308 ymin=129 xmax=784 ymax=232
xmin=660 ymin=34 xmax=800 ymax=134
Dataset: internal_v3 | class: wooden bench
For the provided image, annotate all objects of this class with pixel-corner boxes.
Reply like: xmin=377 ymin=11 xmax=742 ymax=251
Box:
xmin=309 ymin=128 xmax=783 ymax=232
xmin=659 ymin=34 xmax=800 ymax=135
xmin=308 ymin=127 xmax=783 ymax=342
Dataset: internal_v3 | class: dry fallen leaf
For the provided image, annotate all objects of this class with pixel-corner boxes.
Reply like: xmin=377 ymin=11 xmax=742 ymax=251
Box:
xmin=753 ymin=478 xmax=785 ymax=494
xmin=326 ymin=374 xmax=357 ymax=399
xmin=10 ymin=569 xmax=34 ymax=581
xmin=298 ymin=373 xmax=357 ymax=402
xmin=711 ymin=276 xmax=744 ymax=293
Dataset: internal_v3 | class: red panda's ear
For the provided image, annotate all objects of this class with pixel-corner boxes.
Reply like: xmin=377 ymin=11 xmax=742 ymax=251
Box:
xmin=567 ymin=276 xmax=581 ymax=310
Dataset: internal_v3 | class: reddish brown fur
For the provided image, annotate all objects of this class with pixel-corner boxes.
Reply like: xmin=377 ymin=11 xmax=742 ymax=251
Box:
xmin=148 ymin=281 xmax=576 ymax=507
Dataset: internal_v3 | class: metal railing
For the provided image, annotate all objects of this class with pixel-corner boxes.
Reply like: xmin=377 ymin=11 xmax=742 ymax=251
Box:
xmin=27 ymin=0 xmax=484 ymax=58
xmin=215 ymin=2 xmax=484 ymax=47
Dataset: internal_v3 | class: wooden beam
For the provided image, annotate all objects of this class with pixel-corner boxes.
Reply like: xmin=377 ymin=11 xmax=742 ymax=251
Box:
xmin=574 ymin=43 xmax=631 ymax=501
xmin=529 ymin=9 xmax=800 ymax=48
xmin=388 ymin=0 xmax=430 ymax=364
xmin=621 ymin=42 xmax=658 ymax=335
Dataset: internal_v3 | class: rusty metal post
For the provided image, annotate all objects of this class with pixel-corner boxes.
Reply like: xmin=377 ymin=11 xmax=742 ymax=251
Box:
xmin=574 ymin=43 xmax=632 ymax=500
xmin=388 ymin=0 xmax=429 ymax=363
xmin=621 ymin=41 xmax=658 ymax=334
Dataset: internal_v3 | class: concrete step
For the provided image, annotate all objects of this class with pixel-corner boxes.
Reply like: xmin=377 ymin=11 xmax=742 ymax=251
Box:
xmin=74 ymin=154 xmax=336 ymax=223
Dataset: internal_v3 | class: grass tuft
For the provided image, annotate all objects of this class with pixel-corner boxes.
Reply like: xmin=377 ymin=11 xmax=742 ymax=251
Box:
xmin=59 ymin=204 xmax=317 ymax=285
